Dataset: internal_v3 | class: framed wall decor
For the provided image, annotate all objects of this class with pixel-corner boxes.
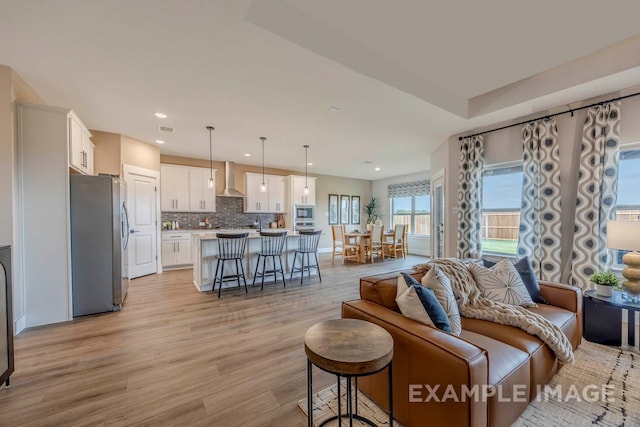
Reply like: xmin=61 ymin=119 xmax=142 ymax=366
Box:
xmin=340 ymin=195 xmax=350 ymax=224
xmin=351 ymin=196 xmax=360 ymax=224
xmin=328 ymin=194 xmax=339 ymax=225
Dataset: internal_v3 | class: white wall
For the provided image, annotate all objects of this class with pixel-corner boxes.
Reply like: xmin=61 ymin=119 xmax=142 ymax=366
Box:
xmin=372 ymin=170 xmax=430 ymax=256
xmin=439 ymin=86 xmax=640 ymax=282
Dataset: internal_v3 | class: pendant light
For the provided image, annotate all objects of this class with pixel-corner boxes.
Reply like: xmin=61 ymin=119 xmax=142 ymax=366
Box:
xmin=303 ymin=144 xmax=310 ymax=195
xmin=207 ymin=126 xmax=215 ymax=189
xmin=260 ymin=137 xmax=267 ymax=192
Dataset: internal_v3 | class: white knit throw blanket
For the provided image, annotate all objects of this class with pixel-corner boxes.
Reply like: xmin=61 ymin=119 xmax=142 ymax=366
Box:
xmin=416 ymin=259 xmax=574 ymax=364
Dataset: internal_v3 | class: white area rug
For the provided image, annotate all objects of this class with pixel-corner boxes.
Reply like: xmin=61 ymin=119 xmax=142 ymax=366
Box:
xmin=299 ymin=341 xmax=638 ymax=426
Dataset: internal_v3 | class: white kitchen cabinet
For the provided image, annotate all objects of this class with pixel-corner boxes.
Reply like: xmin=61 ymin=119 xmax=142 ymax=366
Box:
xmin=244 ymin=172 xmax=286 ymax=213
xmin=189 ymin=167 xmax=216 ymax=212
xmin=161 ymin=164 xmax=190 ymax=211
xmin=161 ymin=232 xmax=192 ymax=268
xmin=68 ymin=113 xmax=94 ymax=175
xmin=288 ymin=175 xmax=316 ymax=206
xmin=268 ymin=175 xmax=285 ymax=212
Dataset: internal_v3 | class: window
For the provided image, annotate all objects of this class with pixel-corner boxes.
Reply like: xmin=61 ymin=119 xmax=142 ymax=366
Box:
xmin=481 ymin=164 xmax=523 ymax=255
xmin=614 ymin=147 xmax=640 ymax=265
xmin=391 ymin=195 xmax=431 ymax=235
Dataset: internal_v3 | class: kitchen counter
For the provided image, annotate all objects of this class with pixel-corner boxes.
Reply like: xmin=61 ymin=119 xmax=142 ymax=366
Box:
xmin=192 ymin=230 xmax=308 ymax=292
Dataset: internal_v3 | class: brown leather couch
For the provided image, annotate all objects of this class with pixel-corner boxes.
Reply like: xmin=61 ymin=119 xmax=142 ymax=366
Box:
xmin=341 ymin=269 xmax=582 ymax=427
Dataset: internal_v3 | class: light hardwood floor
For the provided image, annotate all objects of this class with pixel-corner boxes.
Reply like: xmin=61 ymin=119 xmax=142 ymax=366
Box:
xmin=2 ymin=254 xmax=425 ymax=426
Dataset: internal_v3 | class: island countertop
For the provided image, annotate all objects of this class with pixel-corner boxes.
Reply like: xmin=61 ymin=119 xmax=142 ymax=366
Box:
xmin=192 ymin=229 xmax=303 ymax=240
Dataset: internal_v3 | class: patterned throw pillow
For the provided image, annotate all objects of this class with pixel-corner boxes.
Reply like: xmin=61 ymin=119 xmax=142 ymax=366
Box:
xmin=395 ymin=272 xmax=452 ymax=333
xmin=421 ymin=266 xmax=462 ymax=336
xmin=483 ymin=257 xmax=547 ymax=304
xmin=469 ymin=259 xmax=537 ymax=307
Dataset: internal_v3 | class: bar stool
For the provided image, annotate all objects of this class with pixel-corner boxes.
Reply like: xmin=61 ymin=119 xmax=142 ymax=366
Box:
xmin=212 ymin=232 xmax=249 ymax=298
xmin=290 ymin=230 xmax=322 ymax=284
xmin=252 ymin=231 xmax=287 ymax=290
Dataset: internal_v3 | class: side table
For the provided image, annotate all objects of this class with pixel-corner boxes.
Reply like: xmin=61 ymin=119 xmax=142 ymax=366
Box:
xmin=584 ymin=289 xmax=640 ymax=348
xmin=304 ymin=318 xmax=394 ymax=427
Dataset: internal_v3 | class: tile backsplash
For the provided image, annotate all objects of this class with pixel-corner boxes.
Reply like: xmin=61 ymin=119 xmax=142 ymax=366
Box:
xmin=161 ymin=197 xmax=278 ymax=230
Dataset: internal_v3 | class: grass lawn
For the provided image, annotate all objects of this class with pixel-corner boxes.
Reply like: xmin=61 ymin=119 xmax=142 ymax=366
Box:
xmin=482 ymin=238 xmax=518 ymax=255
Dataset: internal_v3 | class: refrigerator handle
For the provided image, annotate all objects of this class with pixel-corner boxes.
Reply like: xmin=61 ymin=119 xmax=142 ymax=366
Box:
xmin=122 ymin=201 xmax=130 ymax=250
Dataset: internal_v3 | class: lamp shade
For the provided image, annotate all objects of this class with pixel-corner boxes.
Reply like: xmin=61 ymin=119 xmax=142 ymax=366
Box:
xmin=607 ymin=220 xmax=640 ymax=251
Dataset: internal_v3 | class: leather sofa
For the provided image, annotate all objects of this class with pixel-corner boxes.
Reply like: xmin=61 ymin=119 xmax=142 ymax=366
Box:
xmin=341 ymin=269 xmax=582 ymax=427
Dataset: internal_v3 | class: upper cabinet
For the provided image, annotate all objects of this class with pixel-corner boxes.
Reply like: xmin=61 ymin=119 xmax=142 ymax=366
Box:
xmin=288 ymin=175 xmax=316 ymax=206
xmin=161 ymin=164 xmax=216 ymax=212
xmin=244 ymin=172 xmax=285 ymax=213
xmin=68 ymin=112 xmax=94 ymax=175
xmin=189 ymin=167 xmax=216 ymax=212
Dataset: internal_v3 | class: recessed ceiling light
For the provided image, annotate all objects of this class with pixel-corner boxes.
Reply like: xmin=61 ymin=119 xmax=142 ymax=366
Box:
xmin=374 ymin=167 xmax=381 ymax=171
xmin=307 ymin=162 xmax=313 ymax=166
xmin=329 ymin=106 xmax=341 ymax=111
xmin=154 ymin=139 xmax=165 ymax=144
xmin=244 ymin=153 xmax=251 ymax=157
xmin=154 ymin=112 xmax=167 ymax=118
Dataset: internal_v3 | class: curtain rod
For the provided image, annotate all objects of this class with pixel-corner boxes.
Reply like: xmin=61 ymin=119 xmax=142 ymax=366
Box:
xmin=458 ymin=91 xmax=640 ymax=141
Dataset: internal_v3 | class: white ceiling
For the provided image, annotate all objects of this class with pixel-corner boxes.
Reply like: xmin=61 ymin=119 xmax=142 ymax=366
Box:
xmin=1 ymin=0 xmax=640 ymax=180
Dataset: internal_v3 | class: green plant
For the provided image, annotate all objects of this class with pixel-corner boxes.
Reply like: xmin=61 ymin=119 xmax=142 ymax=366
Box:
xmin=589 ymin=271 xmax=621 ymax=287
xmin=363 ymin=197 xmax=380 ymax=224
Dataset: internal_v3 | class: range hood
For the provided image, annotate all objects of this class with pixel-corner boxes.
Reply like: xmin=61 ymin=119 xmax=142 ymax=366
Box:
xmin=218 ymin=161 xmax=246 ymax=197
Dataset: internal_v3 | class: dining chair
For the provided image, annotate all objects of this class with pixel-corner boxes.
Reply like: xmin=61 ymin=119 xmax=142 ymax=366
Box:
xmin=383 ymin=224 xmax=405 ymax=259
xmin=365 ymin=224 xmax=385 ymax=263
xmin=332 ymin=225 xmax=359 ymax=264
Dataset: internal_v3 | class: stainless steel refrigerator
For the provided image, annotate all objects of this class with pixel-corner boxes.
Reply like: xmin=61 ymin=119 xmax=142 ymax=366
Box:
xmin=70 ymin=174 xmax=130 ymax=317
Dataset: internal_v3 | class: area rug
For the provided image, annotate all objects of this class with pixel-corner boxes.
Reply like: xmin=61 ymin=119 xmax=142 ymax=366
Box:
xmin=299 ymin=341 xmax=638 ymax=426
xmin=298 ymin=379 xmax=402 ymax=427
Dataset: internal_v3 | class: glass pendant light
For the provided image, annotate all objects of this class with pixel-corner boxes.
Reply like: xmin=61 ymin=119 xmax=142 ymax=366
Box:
xmin=303 ymin=145 xmax=310 ymax=195
xmin=260 ymin=137 xmax=267 ymax=192
xmin=207 ymin=126 xmax=215 ymax=189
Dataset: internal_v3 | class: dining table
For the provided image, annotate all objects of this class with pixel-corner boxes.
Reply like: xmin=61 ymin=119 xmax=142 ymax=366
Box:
xmin=343 ymin=231 xmax=371 ymax=263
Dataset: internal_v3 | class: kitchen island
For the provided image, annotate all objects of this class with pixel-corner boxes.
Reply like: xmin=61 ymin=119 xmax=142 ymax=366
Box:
xmin=192 ymin=230 xmax=307 ymax=292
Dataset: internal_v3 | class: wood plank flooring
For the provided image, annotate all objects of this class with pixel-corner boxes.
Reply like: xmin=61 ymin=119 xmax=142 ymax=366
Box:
xmin=1 ymin=254 xmax=425 ymax=426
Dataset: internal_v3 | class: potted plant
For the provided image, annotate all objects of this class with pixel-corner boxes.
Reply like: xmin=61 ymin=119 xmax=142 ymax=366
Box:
xmin=363 ymin=197 xmax=380 ymax=225
xmin=589 ymin=271 xmax=620 ymax=297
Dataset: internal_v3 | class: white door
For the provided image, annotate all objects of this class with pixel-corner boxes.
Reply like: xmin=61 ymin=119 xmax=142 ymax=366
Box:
xmin=126 ymin=171 xmax=158 ymax=278
xmin=431 ymin=169 xmax=445 ymax=259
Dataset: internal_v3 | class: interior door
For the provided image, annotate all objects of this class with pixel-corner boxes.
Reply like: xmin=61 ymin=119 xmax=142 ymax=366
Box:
xmin=126 ymin=172 xmax=158 ymax=278
xmin=431 ymin=170 xmax=445 ymax=259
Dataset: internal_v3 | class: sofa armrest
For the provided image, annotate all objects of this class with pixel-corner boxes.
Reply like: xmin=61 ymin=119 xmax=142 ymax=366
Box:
xmin=342 ymin=300 xmax=489 ymax=427
xmin=538 ymin=281 xmax=582 ymax=313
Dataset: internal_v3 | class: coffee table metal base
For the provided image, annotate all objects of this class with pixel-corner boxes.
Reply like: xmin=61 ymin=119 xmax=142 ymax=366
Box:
xmin=307 ymin=359 xmax=393 ymax=427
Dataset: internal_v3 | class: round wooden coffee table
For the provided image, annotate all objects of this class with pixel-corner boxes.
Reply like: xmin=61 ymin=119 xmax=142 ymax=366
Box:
xmin=304 ymin=318 xmax=394 ymax=427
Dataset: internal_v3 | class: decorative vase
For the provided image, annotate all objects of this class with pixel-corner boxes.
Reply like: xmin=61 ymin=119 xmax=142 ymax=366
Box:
xmin=595 ymin=284 xmax=612 ymax=297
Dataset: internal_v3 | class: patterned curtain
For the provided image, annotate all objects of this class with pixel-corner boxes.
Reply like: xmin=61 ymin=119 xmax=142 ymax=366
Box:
xmin=457 ymin=136 xmax=484 ymax=259
xmin=570 ymin=102 xmax=621 ymax=288
xmin=388 ymin=180 xmax=430 ymax=198
xmin=517 ymin=118 xmax=562 ymax=281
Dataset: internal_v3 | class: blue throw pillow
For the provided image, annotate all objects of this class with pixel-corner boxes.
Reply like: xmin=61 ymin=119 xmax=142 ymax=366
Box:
xmin=399 ymin=272 xmax=452 ymax=333
xmin=482 ymin=257 xmax=547 ymax=304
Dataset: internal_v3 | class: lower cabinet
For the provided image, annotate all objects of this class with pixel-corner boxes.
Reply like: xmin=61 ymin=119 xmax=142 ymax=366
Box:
xmin=162 ymin=233 xmax=192 ymax=268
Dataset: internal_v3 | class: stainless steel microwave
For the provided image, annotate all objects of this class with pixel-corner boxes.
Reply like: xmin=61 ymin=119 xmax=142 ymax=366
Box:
xmin=294 ymin=205 xmax=315 ymax=221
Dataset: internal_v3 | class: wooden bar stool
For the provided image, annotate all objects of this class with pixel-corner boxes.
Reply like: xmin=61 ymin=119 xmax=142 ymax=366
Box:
xmin=290 ymin=230 xmax=322 ymax=284
xmin=212 ymin=232 xmax=249 ymax=298
xmin=252 ymin=231 xmax=287 ymax=290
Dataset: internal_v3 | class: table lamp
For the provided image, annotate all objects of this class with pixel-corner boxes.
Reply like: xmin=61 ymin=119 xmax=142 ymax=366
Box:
xmin=607 ymin=220 xmax=640 ymax=302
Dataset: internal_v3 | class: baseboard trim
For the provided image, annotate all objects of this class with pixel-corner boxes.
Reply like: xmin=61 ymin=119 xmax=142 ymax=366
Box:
xmin=14 ymin=316 xmax=25 ymax=335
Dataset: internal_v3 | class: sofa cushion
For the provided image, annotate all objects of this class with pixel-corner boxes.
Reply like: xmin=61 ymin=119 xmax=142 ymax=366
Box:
xmin=469 ymin=260 xmax=536 ymax=307
xmin=527 ymin=304 xmax=579 ymax=350
xmin=360 ymin=270 xmax=425 ymax=312
xmin=484 ymin=256 xmax=547 ymax=304
xmin=422 ymin=266 xmax=462 ymax=336
xmin=396 ymin=272 xmax=452 ymax=333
